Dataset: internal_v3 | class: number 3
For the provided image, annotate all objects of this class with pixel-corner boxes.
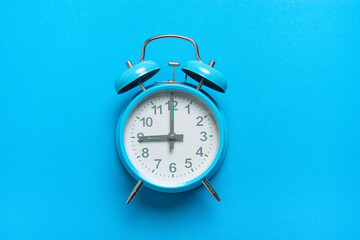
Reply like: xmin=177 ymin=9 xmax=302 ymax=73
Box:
xmin=200 ymin=131 xmax=207 ymax=141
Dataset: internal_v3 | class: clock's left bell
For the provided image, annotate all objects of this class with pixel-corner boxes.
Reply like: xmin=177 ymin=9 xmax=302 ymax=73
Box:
xmin=115 ymin=60 xmax=160 ymax=93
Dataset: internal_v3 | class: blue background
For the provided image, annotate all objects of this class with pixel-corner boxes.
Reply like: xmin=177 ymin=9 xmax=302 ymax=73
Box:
xmin=1 ymin=1 xmax=359 ymax=239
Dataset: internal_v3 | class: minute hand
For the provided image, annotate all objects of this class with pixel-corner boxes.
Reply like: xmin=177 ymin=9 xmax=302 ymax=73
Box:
xmin=169 ymin=92 xmax=175 ymax=149
xmin=170 ymin=93 xmax=174 ymax=134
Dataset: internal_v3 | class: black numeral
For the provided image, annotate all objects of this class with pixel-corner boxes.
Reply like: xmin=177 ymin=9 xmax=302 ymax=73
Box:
xmin=154 ymin=159 xmax=161 ymax=169
xmin=142 ymin=148 xmax=149 ymax=158
xmin=169 ymin=163 xmax=176 ymax=173
xmin=166 ymin=101 xmax=178 ymax=110
xmin=140 ymin=117 xmax=153 ymax=127
xmin=151 ymin=105 xmax=162 ymax=115
xmin=137 ymin=132 xmax=144 ymax=142
xmin=196 ymin=147 xmax=203 ymax=156
xmin=185 ymin=104 xmax=190 ymax=114
xmin=185 ymin=158 xmax=192 ymax=168
xmin=196 ymin=116 xmax=203 ymax=126
xmin=200 ymin=131 xmax=207 ymax=141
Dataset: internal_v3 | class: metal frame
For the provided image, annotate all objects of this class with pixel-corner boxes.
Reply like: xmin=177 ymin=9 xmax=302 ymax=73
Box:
xmin=138 ymin=34 xmax=203 ymax=63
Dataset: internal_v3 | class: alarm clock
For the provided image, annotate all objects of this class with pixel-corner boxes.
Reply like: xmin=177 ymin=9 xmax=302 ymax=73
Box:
xmin=115 ymin=35 xmax=228 ymax=204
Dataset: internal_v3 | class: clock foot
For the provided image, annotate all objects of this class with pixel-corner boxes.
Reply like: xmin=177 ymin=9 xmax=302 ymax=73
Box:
xmin=126 ymin=180 xmax=144 ymax=205
xmin=202 ymin=178 xmax=220 ymax=202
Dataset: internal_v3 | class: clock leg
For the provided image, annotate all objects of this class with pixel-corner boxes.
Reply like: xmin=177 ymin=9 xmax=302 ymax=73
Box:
xmin=126 ymin=180 xmax=144 ymax=205
xmin=202 ymin=178 xmax=220 ymax=202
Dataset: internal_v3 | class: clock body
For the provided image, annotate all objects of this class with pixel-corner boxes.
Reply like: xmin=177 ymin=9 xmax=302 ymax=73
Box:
xmin=116 ymin=83 xmax=227 ymax=193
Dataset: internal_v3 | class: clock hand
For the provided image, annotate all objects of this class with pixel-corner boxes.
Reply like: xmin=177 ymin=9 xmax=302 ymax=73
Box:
xmin=138 ymin=134 xmax=184 ymax=142
xmin=169 ymin=134 xmax=183 ymax=141
xmin=169 ymin=92 xmax=175 ymax=150
xmin=138 ymin=135 xmax=168 ymax=142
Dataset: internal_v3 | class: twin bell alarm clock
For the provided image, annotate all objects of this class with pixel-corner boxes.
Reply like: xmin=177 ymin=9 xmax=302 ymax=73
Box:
xmin=114 ymin=35 xmax=228 ymax=204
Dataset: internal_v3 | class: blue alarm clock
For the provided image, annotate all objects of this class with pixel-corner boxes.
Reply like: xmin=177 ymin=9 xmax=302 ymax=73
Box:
xmin=115 ymin=35 xmax=228 ymax=204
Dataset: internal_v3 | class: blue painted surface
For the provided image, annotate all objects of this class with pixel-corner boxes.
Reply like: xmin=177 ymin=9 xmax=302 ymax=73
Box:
xmin=116 ymin=83 xmax=227 ymax=193
xmin=182 ymin=60 xmax=227 ymax=92
xmin=0 ymin=1 xmax=359 ymax=239
xmin=115 ymin=60 xmax=160 ymax=93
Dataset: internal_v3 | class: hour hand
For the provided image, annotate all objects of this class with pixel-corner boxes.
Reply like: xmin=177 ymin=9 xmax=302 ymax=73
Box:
xmin=138 ymin=135 xmax=168 ymax=142
xmin=138 ymin=134 xmax=184 ymax=142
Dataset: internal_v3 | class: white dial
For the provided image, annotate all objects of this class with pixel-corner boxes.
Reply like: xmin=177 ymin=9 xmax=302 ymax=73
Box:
xmin=124 ymin=89 xmax=220 ymax=186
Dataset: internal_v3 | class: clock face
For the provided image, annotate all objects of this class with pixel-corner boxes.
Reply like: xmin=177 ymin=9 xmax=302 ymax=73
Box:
xmin=123 ymin=89 xmax=220 ymax=187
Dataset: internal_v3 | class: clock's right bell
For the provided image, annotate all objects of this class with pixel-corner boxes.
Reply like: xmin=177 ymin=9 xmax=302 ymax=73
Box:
xmin=182 ymin=60 xmax=227 ymax=93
